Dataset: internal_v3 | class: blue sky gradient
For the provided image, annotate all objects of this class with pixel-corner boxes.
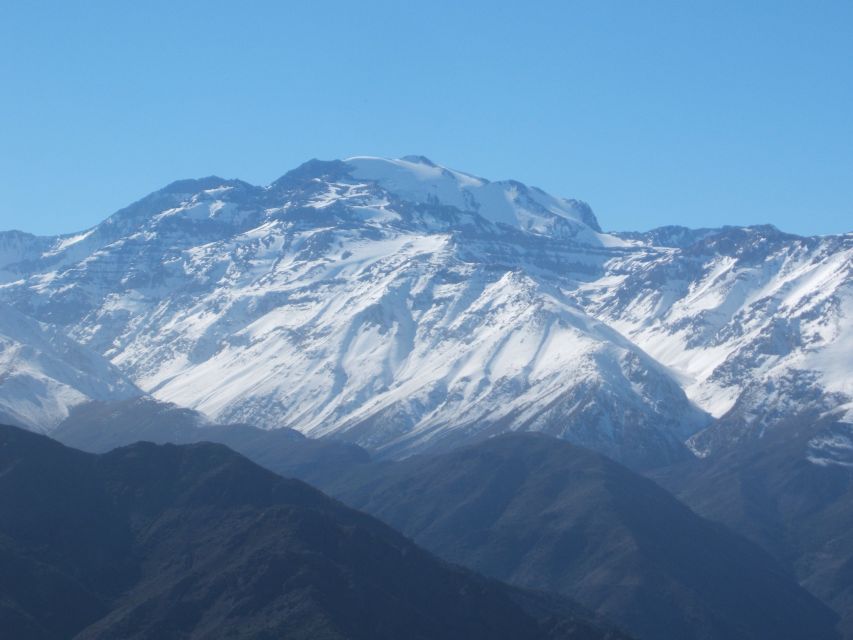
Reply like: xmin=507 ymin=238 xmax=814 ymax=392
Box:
xmin=1 ymin=1 xmax=851 ymax=236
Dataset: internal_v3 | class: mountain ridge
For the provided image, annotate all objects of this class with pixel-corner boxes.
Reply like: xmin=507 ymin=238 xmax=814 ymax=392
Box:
xmin=0 ymin=156 xmax=849 ymax=468
xmin=0 ymin=422 xmax=627 ymax=640
xmin=45 ymin=402 xmax=842 ymax=640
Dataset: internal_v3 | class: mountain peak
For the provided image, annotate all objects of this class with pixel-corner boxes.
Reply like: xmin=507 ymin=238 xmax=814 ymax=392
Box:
xmin=343 ymin=155 xmax=607 ymax=239
xmin=160 ymin=176 xmax=230 ymax=194
xmin=399 ymin=154 xmax=439 ymax=167
xmin=272 ymin=158 xmax=351 ymax=185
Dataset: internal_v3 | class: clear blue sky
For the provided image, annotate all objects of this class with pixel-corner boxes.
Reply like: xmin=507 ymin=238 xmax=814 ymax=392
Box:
xmin=1 ymin=1 xmax=851 ymax=236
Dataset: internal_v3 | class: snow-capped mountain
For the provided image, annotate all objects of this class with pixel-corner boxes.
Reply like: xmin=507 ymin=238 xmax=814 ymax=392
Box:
xmin=0 ymin=156 xmax=849 ymax=466
xmin=579 ymin=225 xmax=853 ymax=456
xmin=0 ymin=302 xmax=140 ymax=431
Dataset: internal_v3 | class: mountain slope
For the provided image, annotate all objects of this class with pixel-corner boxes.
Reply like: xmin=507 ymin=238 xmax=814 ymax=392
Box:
xmin=580 ymin=226 xmax=853 ymax=456
xmin=303 ymin=432 xmax=839 ymax=640
xmin=53 ymin=403 xmax=837 ymax=640
xmin=0 ymin=156 xmax=849 ymax=465
xmin=0 ymin=423 xmax=626 ymax=640
xmin=0 ymin=156 xmax=713 ymax=467
xmin=651 ymin=410 xmax=853 ymax=639
xmin=0 ymin=303 xmax=140 ymax=431
xmin=53 ymin=396 xmax=371 ymax=484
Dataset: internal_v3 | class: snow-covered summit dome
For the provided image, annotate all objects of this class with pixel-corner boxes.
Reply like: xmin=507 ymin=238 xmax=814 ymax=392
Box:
xmin=344 ymin=155 xmax=617 ymax=244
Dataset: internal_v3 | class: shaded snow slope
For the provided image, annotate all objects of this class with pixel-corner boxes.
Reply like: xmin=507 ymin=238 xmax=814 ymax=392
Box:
xmin=0 ymin=303 xmax=141 ymax=431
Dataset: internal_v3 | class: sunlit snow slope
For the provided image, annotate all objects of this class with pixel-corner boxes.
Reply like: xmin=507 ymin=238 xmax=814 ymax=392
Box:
xmin=0 ymin=156 xmax=849 ymax=466
xmin=582 ymin=226 xmax=853 ymax=456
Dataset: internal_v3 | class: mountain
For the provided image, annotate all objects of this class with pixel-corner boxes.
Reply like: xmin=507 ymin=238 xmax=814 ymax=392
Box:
xmin=0 ymin=156 xmax=849 ymax=467
xmin=0 ymin=302 xmax=140 ymax=431
xmin=49 ymin=402 xmax=841 ymax=640
xmin=579 ymin=224 xmax=853 ymax=456
xmin=0 ymin=156 xmax=709 ymax=468
xmin=0 ymin=423 xmax=627 ymax=640
xmin=651 ymin=409 xmax=853 ymax=639
xmin=0 ymin=230 xmax=52 ymax=283
xmin=310 ymin=433 xmax=840 ymax=640
xmin=53 ymin=396 xmax=371 ymax=485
